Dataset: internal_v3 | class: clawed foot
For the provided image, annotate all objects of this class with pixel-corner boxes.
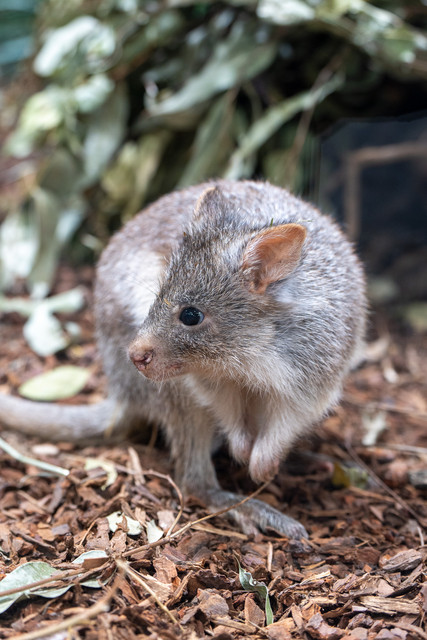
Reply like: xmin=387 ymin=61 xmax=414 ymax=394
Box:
xmin=204 ymin=489 xmax=307 ymax=539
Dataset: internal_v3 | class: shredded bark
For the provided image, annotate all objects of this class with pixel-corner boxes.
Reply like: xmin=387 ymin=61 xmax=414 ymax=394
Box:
xmin=0 ymin=265 xmax=426 ymax=639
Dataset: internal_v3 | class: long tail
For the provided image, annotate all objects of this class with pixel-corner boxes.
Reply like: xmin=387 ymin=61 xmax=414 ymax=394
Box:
xmin=0 ymin=394 xmax=125 ymax=441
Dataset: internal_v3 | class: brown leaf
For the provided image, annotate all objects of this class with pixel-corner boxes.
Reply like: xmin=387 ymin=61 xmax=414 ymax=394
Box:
xmin=36 ymin=523 xmax=56 ymax=542
xmin=86 ymin=517 xmax=110 ymax=551
xmin=51 ymin=523 xmax=71 ymax=536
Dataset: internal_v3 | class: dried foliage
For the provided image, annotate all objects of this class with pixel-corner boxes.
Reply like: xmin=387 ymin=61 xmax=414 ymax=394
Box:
xmin=0 ymin=266 xmax=427 ymax=638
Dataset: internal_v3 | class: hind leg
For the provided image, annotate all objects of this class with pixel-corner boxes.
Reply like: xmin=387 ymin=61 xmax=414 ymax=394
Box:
xmin=163 ymin=387 xmax=307 ymax=539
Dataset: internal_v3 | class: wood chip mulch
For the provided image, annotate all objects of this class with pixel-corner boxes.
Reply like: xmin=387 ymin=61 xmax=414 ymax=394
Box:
xmin=0 ymin=266 xmax=426 ymax=640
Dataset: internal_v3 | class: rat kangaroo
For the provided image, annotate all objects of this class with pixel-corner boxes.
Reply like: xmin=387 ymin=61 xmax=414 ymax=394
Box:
xmin=0 ymin=181 xmax=366 ymax=538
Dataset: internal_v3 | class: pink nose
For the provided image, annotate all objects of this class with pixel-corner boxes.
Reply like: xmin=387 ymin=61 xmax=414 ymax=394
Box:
xmin=129 ymin=345 xmax=154 ymax=372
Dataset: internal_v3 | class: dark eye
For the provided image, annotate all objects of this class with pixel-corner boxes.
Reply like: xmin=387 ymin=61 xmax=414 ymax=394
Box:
xmin=179 ymin=307 xmax=204 ymax=326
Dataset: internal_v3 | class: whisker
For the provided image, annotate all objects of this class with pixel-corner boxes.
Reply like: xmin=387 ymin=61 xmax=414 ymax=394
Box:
xmin=121 ymin=273 xmax=160 ymax=298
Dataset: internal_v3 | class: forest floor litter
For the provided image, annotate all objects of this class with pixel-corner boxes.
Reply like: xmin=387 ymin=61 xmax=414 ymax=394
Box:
xmin=0 ymin=265 xmax=426 ymax=640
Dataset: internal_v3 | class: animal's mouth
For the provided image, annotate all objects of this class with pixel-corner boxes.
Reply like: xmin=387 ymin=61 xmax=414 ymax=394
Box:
xmin=133 ymin=360 xmax=185 ymax=382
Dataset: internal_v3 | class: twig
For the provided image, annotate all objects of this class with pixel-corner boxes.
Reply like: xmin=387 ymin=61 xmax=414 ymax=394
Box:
xmin=115 ymin=558 xmax=181 ymax=627
xmin=0 ymin=569 xmax=81 ymax=599
xmin=144 ymin=469 xmax=185 ymax=537
xmin=0 ymin=563 xmax=110 ymax=600
xmin=266 ymin=541 xmax=273 ymax=573
xmin=210 ymin=616 xmax=258 ymax=634
xmin=16 ymin=490 xmax=51 ymax=514
xmin=369 ymin=443 xmax=427 ymax=456
xmin=170 ymin=480 xmax=271 ymax=539
xmin=6 ymin=573 xmax=120 ymax=640
xmin=344 ymin=396 xmax=427 ymax=423
xmin=192 ymin=522 xmax=247 ymax=539
xmin=0 ymin=435 xmax=69 ymax=477
xmin=123 ymin=480 xmax=270 ymax=557
xmin=128 ymin=446 xmax=145 ymax=485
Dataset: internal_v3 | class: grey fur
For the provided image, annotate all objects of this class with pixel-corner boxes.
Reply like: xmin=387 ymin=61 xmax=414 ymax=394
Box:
xmin=0 ymin=180 xmax=366 ymax=538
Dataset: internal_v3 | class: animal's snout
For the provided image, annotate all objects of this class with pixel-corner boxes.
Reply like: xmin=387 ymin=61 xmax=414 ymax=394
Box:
xmin=129 ymin=341 xmax=155 ymax=373
xmin=128 ymin=334 xmax=183 ymax=381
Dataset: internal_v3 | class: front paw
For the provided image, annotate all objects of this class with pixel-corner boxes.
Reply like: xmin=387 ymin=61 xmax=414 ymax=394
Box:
xmin=228 ymin=430 xmax=253 ymax=464
xmin=248 ymin=452 xmax=280 ymax=484
xmin=248 ymin=436 xmax=284 ymax=483
xmin=204 ymin=489 xmax=307 ymax=539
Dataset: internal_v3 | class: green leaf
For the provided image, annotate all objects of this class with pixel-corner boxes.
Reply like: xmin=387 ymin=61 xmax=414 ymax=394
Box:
xmin=73 ymin=74 xmax=114 ymax=114
xmin=18 ymin=366 xmax=91 ymax=401
xmin=0 ymin=562 xmax=68 ymax=614
xmin=0 ymin=288 xmax=85 ymax=356
xmin=107 ymin=511 xmax=143 ymax=535
xmin=332 ymin=463 xmax=369 ymax=489
xmin=238 ymin=561 xmax=273 ymax=626
xmin=80 ymin=83 xmax=128 ymax=189
xmin=33 ymin=16 xmax=116 ymax=78
xmin=146 ymin=519 xmax=163 ymax=543
xmin=72 ymin=549 xmax=109 ymax=588
xmin=5 ymin=87 xmax=73 ymax=157
xmin=0 ymin=288 xmax=85 ymax=317
xmin=23 ymin=306 xmax=69 ymax=356
xmin=400 ymin=303 xmax=427 ymax=333
xmin=120 ymin=10 xmax=185 ymax=64
xmin=0 ymin=210 xmax=39 ymax=290
xmin=102 ymin=130 xmax=171 ymax=220
xmin=257 ymin=0 xmax=315 ymax=25
xmin=147 ymin=19 xmax=277 ymax=117
xmin=225 ymin=73 xmax=344 ymax=179
xmin=178 ymin=92 xmax=235 ymax=187
xmin=315 ymin=0 xmax=354 ymax=20
xmin=85 ymin=458 xmax=118 ymax=489
xmin=0 ymin=550 xmax=108 ymax=614
xmin=24 ymin=189 xmax=62 ymax=297
xmin=24 ymin=293 xmax=84 ymax=356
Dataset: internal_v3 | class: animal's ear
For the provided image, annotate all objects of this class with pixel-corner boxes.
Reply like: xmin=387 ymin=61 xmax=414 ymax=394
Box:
xmin=193 ymin=186 xmax=228 ymax=224
xmin=241 ymin=224 xmax=307 ymax=294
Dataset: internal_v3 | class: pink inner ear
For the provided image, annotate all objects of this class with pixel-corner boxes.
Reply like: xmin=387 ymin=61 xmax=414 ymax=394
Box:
xmin=242 ymin=223 xmax=307 ymax=294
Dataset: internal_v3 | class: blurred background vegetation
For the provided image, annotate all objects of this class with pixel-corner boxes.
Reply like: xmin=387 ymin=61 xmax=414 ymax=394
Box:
xmin=0 ymin=0 xmax=426 ymax=353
